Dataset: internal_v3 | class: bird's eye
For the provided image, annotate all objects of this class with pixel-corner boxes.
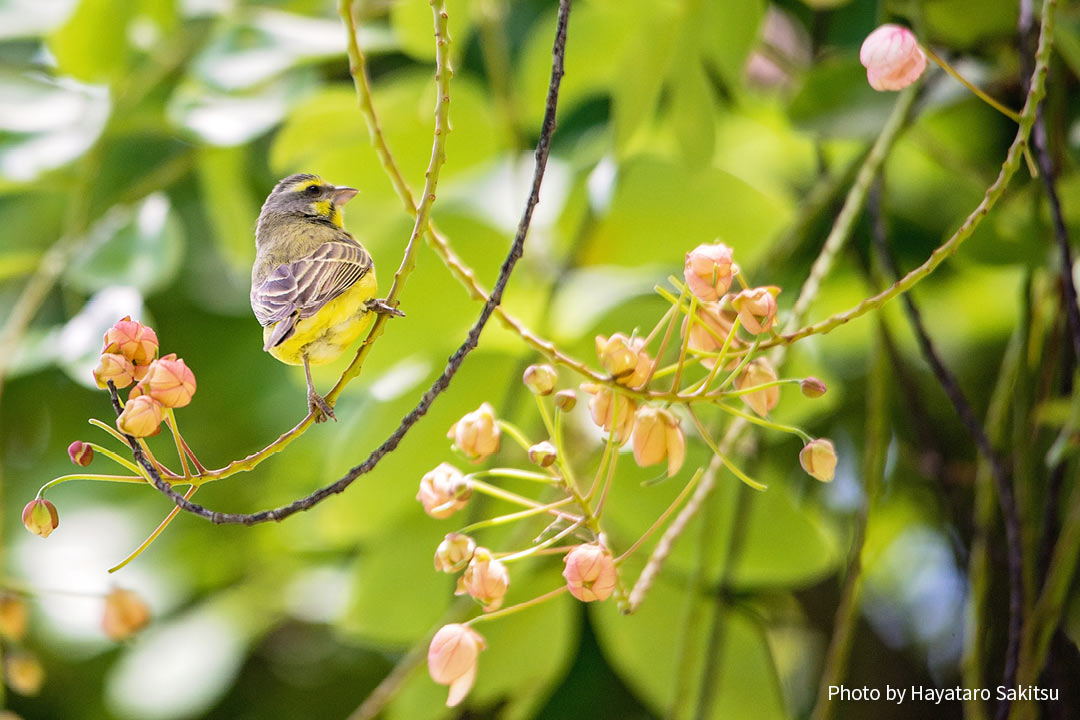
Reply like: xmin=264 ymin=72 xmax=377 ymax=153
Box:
xmin=305 ymin=185 xmax=320 ymax=196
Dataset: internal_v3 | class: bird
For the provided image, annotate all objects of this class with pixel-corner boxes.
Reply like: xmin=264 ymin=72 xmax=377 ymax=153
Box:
xmin=250 ymin=173 xmax=397 ymax=422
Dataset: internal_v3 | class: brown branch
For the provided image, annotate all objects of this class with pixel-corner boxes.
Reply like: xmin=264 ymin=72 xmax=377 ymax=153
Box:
xmin=121 ymin=0 xmax=573 ymax=526
xmin=868 ymin=183 xmax=1023 ymax=720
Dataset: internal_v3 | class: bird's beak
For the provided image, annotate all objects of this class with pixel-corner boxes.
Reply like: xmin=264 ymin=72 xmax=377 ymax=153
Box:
xmin=332 ymin=186 xmax=359 ymax=204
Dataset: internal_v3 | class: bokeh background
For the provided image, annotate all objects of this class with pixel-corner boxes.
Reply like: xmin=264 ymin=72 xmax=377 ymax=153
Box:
xmin=1 ymin=0 xmax=1078 ymax=718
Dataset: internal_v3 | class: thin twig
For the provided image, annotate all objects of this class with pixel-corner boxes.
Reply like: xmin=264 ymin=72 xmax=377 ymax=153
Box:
xmin=130 ymin=0 xmax=573 ymax=526
xmin=869 ymin=182 xmax=1023 ymax=719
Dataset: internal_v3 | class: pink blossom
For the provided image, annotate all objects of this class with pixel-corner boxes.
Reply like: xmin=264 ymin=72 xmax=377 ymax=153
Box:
xmin=860 ymin=24 xmax=926 ymax=91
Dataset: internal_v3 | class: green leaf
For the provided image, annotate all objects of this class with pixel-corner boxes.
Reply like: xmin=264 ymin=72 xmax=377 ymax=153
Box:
xmin=670 ymin=58 xmax=716 ymax=168
xmin=592 ymin=574 xmax=787 ymax=719
xmin=196 ymin=145 xmax=260 ymax=273
xmin=48 ymin=0 xmax=132 ymax=82
xmin=611 ymin=2 xmax=680 ymax=154
xmin=697 ymin=0 xmax=766 ymax=88
xmin=64 ymin=193 xmax=185 ymax=294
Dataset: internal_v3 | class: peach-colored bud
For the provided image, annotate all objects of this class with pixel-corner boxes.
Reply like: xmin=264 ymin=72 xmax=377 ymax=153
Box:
xmin=102 ymin=588 xmax=151 ymax=641
xmin=554 ymin=389 xmax=577 ymax=411
xmin=102 ymin=316 xmax=159 ymax=366
xmin=428 ymin=623 xmax=485 ymax=707
xmin=455 ymin=547 xmax=509 ymax=612
xmin=800 ymin=438 xmax=838 ymax=482
xmin=683 ymin=301 xmax=740 ymax=369
xmin=68 ymin=440 xmax=94 ymax=467
xmin=21 ymin=499 xmax=58 ymax=538
xmin=93 ymin=352 xmax=135 ymax=390
xmin=417 ymin=463 xmax=472 ymax=519
xmin=731 ymin=286 xmax=780 ymax=335
xmin=632 ymin=407 xmax=686 ymax=477
xmin=737 ymin=358 xmax=780 ymax=417
xmin=4 ymin=652 xmax=43 ymax=696
xmin=801 ymin=377 xmax=827 ymax=398
xmin=684 ymin=242 xmax=735 ymax=302
xmin=859 ymin=24 xmax=926 ymax=91
xmin=581 ymin=384 xmax=636 ymax=445
xmin=448 ymin=402 xmax=501 ymax=462
xmin=434 ymin=533 xmax=477 ymax=573
xmin=142 ymin=353 xmax=196 ymax=408
xmin=563 ymin=543 xmax=617 ymax=602
xmin=528 ymin=441 xmax=558 ymax=468
xmin=116 ymin=395 xmax=164 ymax=438
xmin=0 ymin=595 xmax=29 ymax=642
xmin=523 ymin=364 xmax=557 ymax=395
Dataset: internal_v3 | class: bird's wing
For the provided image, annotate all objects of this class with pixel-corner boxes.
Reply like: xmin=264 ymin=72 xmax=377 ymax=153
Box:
xmin=251 ymin=238 xmax=373 ymax=330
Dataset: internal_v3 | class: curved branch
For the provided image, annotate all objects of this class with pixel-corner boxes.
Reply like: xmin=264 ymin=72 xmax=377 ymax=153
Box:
xmin=128 ymin=0 xmax=573 ymax=526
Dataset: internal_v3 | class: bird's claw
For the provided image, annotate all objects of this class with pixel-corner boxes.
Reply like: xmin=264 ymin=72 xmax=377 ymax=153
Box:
xmin=366 ymin=298 xmax=405 ymax=318
xmin=308 ymin=391 xmax=337 ymax=423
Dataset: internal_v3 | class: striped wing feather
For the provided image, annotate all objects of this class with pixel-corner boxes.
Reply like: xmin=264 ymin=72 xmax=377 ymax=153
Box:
xmin=252 ymin=239 xmax=372 ymax=345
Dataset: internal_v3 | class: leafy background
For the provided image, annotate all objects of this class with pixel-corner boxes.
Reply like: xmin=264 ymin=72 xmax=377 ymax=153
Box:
xmin=1 ymin=0 xmax=1078 ymax=718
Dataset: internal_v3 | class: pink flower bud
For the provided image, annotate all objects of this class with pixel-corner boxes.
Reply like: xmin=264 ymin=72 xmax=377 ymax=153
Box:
xmin=523 ymin=364 xmax=557 ymax=395
xmin=632 ymin=407 xmax=686 ymax=477
xmin=93 ymin=353 xmax=135 ymax=390
xmin=0 ymin=594 xmax=29 ymax=642
xmin=737 ymin=358 xmax=780 ymax=417
xmin=102 ymin=588 xmax=151 ymax=641
xmin=428 ymin=623 xmax=485 ymax=707
xmin=683 ymin=301 xmax=740 ymax=369
xmin=563 ymin=543 xmax=617 ymax=602
xmin=596 ymin=334 xmax=651 ymax=387
xmin=142 ymin=353 xmax=196 ymax=408
xmin=801 ymin=376 xmax=827 ymax=398
xmin=21 ymin=499 xmax=58 ymax=538
xmin=684 ymin=243 xmax=735 ymax=302
xmin=455 ymin=547 xmax=509 ymax=612
xmin=800 ymin=438 xmax=837 ymax=482
xmin=528 ymin=441 xmax=558 ymax=468
xmin=581 ymin=384 xmax=636 ymax=445
xmin=448 ymin=403 xmax=501 ymax=462
xmin=417 ymin=463 xmax=472 ymax=519
xmin=67 ymin=441 xmax=94 ymax=467
xmin=434 ymin=533 xmax=477 ymax=573
xmin=554 ymin=389 xmax=577 ymax=411
xmin=860 ymin=24 xmax=926 ymax=91
xmin=4 ymin=651 xmax=44 ymax=696
xmin=116 ymin=395 xmax=164 ymax=438
xmin=102 ymin=316 xmax=159 ymax=366
xmin=731 ymin=286 xmax=780 ymax=335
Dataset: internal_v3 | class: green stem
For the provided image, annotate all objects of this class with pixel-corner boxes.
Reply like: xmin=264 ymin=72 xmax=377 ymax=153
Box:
xmin=713 ymin=402 xmax=813 ymax=443
xmin=616 ymin=467 xmax=703 ymax=564
xmin=686 ymin=408 xmax=766 ymax=491
xmin=466 ymin=585 xmax=569 ymax=625
xmin=456 ymin=497 xmax=576 ymax=534
xmin=467 ymin=468 xmax=561 ymax=484
xmin=922 ymin=46 xmax=1021 ymax=123
xmin=37 ymin=474 xmax=146 ymax=495
xmin=499 ymin=518 xmax=585 ymax=563
xmin=108 ymin=484 xmax=199 ymax=573
xmin=497 ymin=420 xmax=535 ymax=453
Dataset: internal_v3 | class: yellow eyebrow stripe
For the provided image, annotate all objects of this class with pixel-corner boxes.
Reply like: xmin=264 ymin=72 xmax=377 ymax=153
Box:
xmin=289 ymin=177 xmax=325 ymax=193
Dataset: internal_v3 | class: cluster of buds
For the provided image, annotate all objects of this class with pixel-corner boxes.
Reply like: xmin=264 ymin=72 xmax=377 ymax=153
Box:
xmin=92 ymin=317 xmax=197 ymax=438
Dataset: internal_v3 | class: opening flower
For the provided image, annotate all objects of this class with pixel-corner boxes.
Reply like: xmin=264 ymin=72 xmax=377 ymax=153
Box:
xmin=737 ymin=358 xmax=780 ymax=417
xmin=800 ymin=438 xmax=838 ymax=482
xmin=581 ymin=384 xmax=636 ymax=445
xmin=434 ymin=533 xmax=477 ymax=573
xmin=143 ymin=354 xmax=196 ymax=408
xmin=684 ymin=242 xmax=735 ymax=302
xmin=595 ymin=333 xmax=651 ymax=387
xmin=102 ymin=316 xmax=159 ymax=366
xmin=455 ymin=547 xmax=510 ymax=612
xmin=102 ymin=588 xmax=151 ymax=641
xmin=116 ymin=395 xmax=164 ymax=438
xmin=428 ymin=623 xmax=486 ymax=707
xmin=632 ymin=407 xmax=686 ymax=477
xmin=417 ymin=463 xmax=472 ymax=519
xmin=859 ymin=24 xmax=926 ymax=91
xmin=93 ymin=353 xmax=135 ymax=390
xmin=563 ymin=543 xmax=617 ymax=602
xmin=448 ymin=403 xmax=501 ymax=462
xmin=731 ymin=286 xmax=780 ymax=335
xmin=21 ymin=499 xmax=58 ymax=538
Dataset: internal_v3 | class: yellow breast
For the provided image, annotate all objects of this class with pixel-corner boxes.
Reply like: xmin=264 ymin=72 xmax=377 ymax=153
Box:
xmin=265 ymin=270 xmax=378 ymax=366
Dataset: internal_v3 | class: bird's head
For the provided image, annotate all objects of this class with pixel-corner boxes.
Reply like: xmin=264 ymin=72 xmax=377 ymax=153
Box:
xmin=258 ymin=173 xmax=358 ymax=230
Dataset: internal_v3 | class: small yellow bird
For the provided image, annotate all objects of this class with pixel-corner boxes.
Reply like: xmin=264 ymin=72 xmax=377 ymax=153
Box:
xmin=251 ymin=173 xmax=394 ymax=422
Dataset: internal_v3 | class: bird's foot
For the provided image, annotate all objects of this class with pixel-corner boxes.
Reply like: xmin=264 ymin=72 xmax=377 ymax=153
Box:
xmin=366 ymin=298 xmax=405 ymax=318
xmin=308 ymin=390 xmax=337 ymax=423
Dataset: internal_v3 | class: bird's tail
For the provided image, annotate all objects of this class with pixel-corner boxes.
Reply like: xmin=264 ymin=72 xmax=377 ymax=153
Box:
xmin=263 ymin=314 xmax=298 ymax=351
